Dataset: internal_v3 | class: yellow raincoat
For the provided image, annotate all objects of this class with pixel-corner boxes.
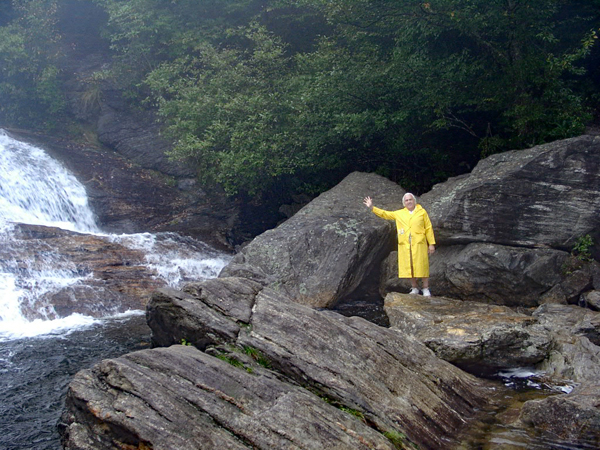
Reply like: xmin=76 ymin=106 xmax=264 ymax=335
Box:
xmin=372 ymin=204 xmax=436 ymax=278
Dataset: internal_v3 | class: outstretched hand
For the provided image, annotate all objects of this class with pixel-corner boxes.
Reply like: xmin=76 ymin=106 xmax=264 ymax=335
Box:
xmin=363 ymin=196 xmax=373 ymax=209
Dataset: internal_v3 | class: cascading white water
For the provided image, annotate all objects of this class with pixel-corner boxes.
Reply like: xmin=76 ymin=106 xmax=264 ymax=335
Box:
xmin=0 ymin=131 xmax=230 ymax=341
xmin=0 ymin=130 xmax=99 ymax=233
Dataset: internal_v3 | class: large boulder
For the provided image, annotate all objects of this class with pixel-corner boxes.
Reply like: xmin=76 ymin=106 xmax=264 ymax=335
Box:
xmin=220 ymin=172 xmax=405 ymax=307
xmin=381 ymin=244 xmax=570 ymax=306
xmin=58 ymin=279 xmax=494 ymax=450
xmin=146 ymin=278 xmax=262 ymax=350
xmin=421 ymin=135 xmax=600 ymax=251
xmin=384 ymin=293 xmax=551 ymax=372
xmin=518 ymin=384 xmax=600 ymax=448
xmin=60 ymin=345 xmax=400 ymax=450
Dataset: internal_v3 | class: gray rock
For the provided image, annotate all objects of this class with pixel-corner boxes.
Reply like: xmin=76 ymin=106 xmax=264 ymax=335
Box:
xmin=239 ymin=289 xmax=491 ymax=449
xmin=381 ymin=243 xmax=569 ymax=307
xmin=60 ymin=345 xmax=399 ymax=450
xmin=146 ymin=276 xmax=263 ymax=349
xmin=534 ymin=304 xmax=600 ymax=383
xmin=220 ymin=172 xmax=405 ymax=307
xmin=384 ymin=292 xmax=551 ymax=371
xmin=88 ymin=279 xmax=494 ymax=450
xmin=421 ymin=135 xmax=600 ymax=250
xmin=519 ymin=384 xmax=600 ymax=447
xmin=583 ymin=290 xmax=600 ymax=311
xmin=539 ymin=266 xmax=594 ymax=305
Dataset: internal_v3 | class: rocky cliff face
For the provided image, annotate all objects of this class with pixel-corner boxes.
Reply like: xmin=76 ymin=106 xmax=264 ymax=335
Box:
xmin=59 ymin=135 xmax=600 ymax=449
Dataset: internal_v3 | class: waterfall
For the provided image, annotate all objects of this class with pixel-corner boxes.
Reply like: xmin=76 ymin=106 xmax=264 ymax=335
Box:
xmin=0 ymin=131 xmax=229 ymax=341
xmin=0 ymin=131 xmax=99 ymax=233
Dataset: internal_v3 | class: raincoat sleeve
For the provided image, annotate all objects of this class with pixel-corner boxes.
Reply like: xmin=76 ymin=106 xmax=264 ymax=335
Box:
xmin=371 ymin=206 xmax=397 ymax=221
xmin=424 ymin=210 xmax=436 ymax=245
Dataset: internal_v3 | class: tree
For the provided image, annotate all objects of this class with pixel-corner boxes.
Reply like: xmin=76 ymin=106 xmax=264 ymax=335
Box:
xmin=0 ymin=0 xmax=65 ymax=128
xmin=143 ymin=0 xmax=599 ymax=196
xmin=293 ymin=0 xmax=599 ymax=154
xmin=145 ymin=24 xmax=308 ymax=195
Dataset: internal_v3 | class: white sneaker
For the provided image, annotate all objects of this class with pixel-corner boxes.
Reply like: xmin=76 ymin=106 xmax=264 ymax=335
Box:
xmin=422 ymin=288 xmax=431 ymax=297
xmin=409 ymin=288 xmax=420 ymax=295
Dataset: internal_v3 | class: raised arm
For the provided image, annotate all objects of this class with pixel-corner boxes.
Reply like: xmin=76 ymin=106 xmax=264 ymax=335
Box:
xmin=364 ymin=197 xmax=397 ymax=220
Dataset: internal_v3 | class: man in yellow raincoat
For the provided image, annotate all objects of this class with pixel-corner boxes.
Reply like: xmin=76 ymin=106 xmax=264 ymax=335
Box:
xmin=363 ymin=193 xmax=436 ymax=296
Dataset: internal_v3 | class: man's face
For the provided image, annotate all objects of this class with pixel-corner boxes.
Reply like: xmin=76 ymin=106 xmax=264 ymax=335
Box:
xmin=404 ymin=196 xmax=415 ymax=211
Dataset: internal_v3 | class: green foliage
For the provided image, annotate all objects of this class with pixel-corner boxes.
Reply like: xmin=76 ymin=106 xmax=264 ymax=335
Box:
xmin=383 ymin=430 xmax=420 ymax=450
xmin=145 ymin=23 xmax=313 ymax=195
xmin=3 ymin=0 xmax=600 ymax=198
xmin=180 ymin=338 xmax=192 ymax=346
xmin=339 ymin=405 xmax=365 ymax=420
xmin=572 ymin=234 xmax=594 ymax=262
xmin=212 ymin=345 xmax=272 ymax=374
xmin=243 ymin=345 xmax=272 ymax=369
xmin=137 ymin=0 xmax=600 ymax=197
xmin=563 ymin=234 xmax=595 ymax=275
xmin=92 ymin=0 xmax=268 ymax=95
xmin=216 ymin=353 xmax=252 ymax=372
xmin=0 ymin=0 xmax=65 ymax=128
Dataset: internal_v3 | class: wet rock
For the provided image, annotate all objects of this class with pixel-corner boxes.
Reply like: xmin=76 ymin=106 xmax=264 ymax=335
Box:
xmin=105 ymin=281 xmax=494 ymax=450
xmin=516 ymin=329 xmax=600 ymax=449
xmin=421 ymin=135 xmax=600 ymax=252
xmin=60 ymin=345 xmax=399 ymax=450
xmin=533 ymin=304 xmax=600 ymax=382
xmin=7 ymin=223 xmax=164 ymax=319
xmin=7 ymin=130 xmax=238 ymax=250
xmin=519 ymin=384 xmax=600 ymax=447
xmin=220 ymin=172 xmax=404 ymax=307
xmin=381 ymin=243 xmax=569 ymax=307
xmin=384 ymin=293 xmax=551 ymax=372
xmin=513 ymin=303 xmax=600 ymax=448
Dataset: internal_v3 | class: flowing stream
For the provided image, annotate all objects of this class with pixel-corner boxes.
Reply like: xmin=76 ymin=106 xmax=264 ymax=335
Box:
xmin=0 ymin=131 xmax=230 ymax=449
